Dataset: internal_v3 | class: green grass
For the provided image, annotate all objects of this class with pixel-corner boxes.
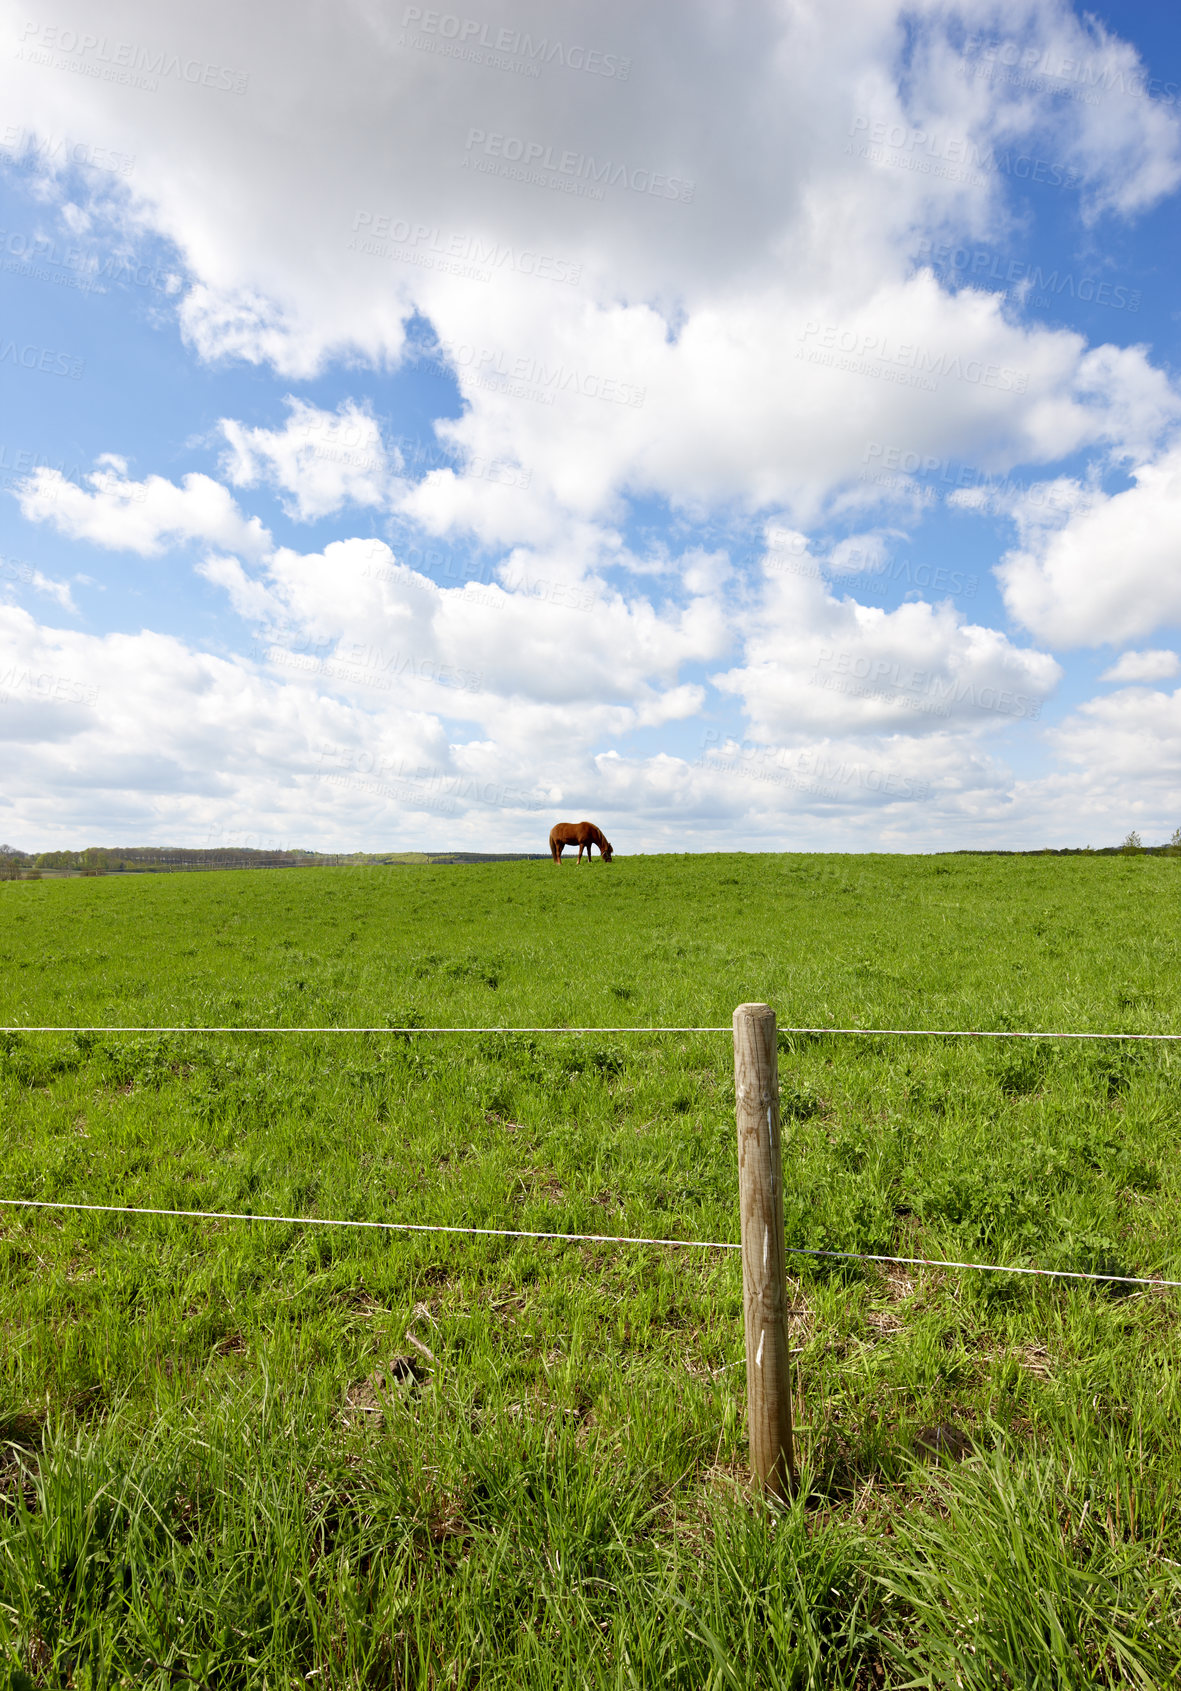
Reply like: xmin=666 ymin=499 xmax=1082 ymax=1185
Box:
xmin=1 ymin=851 xmax=1180 ymax=1688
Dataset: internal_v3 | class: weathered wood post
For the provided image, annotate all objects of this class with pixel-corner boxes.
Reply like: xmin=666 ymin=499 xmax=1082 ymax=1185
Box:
xmin=733 ymin=1002 xmax=795 ymax=1500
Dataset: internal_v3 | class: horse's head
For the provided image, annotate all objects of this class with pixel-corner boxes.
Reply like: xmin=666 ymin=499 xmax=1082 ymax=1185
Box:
xmin=601 ymin=838 xmax=614 ymax=863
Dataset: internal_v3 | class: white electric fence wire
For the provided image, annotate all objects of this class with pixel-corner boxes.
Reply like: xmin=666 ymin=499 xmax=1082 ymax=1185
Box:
xmin=2 ymin=1025 xmax=1180 ymax=1039
xmin=5 ymin=1023 xmax=1177 ymax=1290
xmin=2 ymin=1197 xmax=1178 ymax=1290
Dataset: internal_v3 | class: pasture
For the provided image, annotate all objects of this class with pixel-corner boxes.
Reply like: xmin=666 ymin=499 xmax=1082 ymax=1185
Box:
xmin=2 ymin=851 xmax=1180 ymax=1687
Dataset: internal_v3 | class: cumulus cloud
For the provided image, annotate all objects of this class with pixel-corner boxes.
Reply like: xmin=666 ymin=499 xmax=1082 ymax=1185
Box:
xmin=16 ymin=464 xmax=272 ymax=560
xmin=827 ymin=532 xmax=895 ymax=575
xmin=0 ymin=0 xmax=1177 ymax=537
xmin=712 ymin=531 xmax=1060 ymax=742
xmin=199 ymin=535 xmax=727 ymax=752
xmin=577 ymin=730 xmax=1025 ymax=852
xmin=0 ymin=601 xmax=463 ymax=844
xmin=389 ymin=273 xmax=1179 ymax=542
xmin=1049 ymin=684 xmax=1181 ymax=829
xmin=219 ymin=399 xmax=397 ymax=520
xmin=995 ymin=442 xmax=1181 ymax=645
xmin=1100 ymin=649 xmax=1181 ymax=683
xmin=893 ymin=1 xmax=1181 ymax=222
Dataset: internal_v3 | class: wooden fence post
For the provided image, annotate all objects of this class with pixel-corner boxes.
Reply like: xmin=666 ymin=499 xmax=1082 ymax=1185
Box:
xmin=733 ymin=1002 xmax=795 ymax=1501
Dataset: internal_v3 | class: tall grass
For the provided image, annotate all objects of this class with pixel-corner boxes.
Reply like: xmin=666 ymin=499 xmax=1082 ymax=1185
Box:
xmin=2 ymin=852 xmax=1180 ymax=1685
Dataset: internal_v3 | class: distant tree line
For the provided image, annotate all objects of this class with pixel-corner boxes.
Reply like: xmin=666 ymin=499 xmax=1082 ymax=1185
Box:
xmin=0 ymin=845 xmax=362 ymax=878
xmin=951 ymin=830 xmax=1181 ymax=857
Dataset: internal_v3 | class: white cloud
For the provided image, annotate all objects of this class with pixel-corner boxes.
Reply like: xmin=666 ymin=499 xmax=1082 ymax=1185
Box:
xmin=29 ymin=571 xmax=78 ymax=614
xmin=1100 ymin=649 xmax=1181 ymax=684
xmin=995 ymin=441 xmax=1181 ymax=645
xmin=200 ymin=535 xmax=727 ymax=752
xmin=713 ymin=536 xmax=1060 ymax=742
xmin=0 ymin=0 xmax=1177 ymax=540
xmin=219 ymin=398 xmax=397 ymax=520
xmin=680 ymin=548 xmax=733 ymax=593
xmin=948 ymin=472 xmax=1097 ymax=527
xmin=0 ymin=561 xmax=78 ymax=615
xmin=1048 ymin=683 xmax=1181 ymax=832
xmin=388 ymin=274 xmax=1179 ymax=542
xmin=0 ymin=577 xmax=1168 ymax=855
xmin=197 ymin=555 xmax=278 ymax=622
xmin=0 ymin=601 xmax=458 ymax=842
xmin=895 ymin=3 xmax=1181 ymax=222
xmin=16 ymin=464 xmax=271 ymax=560
xmin=828 ymin=532 xmax=894 ymax=575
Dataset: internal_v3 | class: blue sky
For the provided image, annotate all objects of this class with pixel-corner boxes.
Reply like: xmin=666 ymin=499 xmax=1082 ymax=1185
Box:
xmin=1 ymin=0 xmax=1180 ymax=853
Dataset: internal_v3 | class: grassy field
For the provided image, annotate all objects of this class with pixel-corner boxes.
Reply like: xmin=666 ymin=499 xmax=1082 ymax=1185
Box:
xmin=2 ymin=851 xmax=1180 ymax=1688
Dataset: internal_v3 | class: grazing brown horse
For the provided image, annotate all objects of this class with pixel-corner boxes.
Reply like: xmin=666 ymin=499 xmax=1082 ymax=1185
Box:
xmin=550 ymin=821 xmax=613 ymax=864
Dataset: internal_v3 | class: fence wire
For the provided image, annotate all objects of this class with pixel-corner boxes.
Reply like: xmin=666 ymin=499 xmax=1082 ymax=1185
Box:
xmin=2 ymin=1198 xmax=1178 ymax=1291
xmin=2 ymin=1024 xmax=1179 ymax=1039
xmin=4 ymin=1016 xmax=1177 ymax=1292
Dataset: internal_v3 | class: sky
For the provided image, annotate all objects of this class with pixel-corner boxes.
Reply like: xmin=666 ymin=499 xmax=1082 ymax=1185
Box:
xmin=1 ymin=0 xmax=1179 ymax=855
